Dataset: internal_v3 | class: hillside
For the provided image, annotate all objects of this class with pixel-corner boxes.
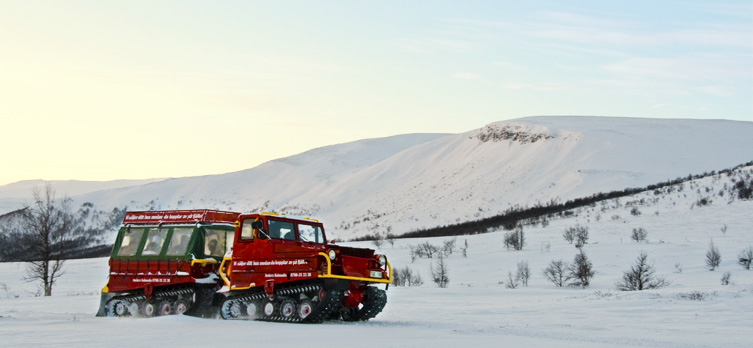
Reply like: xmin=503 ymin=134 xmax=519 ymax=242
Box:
xmin=1 ymin=163 xmax=751 ymax=347
xmin=1 ymin=116 xmax=752 ymax=242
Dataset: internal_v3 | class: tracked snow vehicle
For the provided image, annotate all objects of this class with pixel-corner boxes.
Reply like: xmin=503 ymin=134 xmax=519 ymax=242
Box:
xmin=97 ymin=210 xmax=392 ymax=323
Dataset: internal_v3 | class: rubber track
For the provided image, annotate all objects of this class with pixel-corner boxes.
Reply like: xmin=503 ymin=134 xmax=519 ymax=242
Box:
xmin=221 ymin=281 xmax=343 ymax=323
xmin=345 ymin=286 xmax=387 ymax=321
xmin=106 ymin=287 xmax=196 ymax=316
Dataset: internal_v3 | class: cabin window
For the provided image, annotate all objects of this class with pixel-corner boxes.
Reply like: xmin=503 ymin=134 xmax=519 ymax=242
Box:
xmin=299 ymin=224 xmax=325 ymax=244
xmin=141 ymin=228 xmax=167 ymax=255
xmin=205 ymin=229 xmax=232 ymax=257
xmin=166 ymin=228 xmax=193 ymax=256
xmin=116 ymin=228 xmax=144 ymax=257
xmin=240 ymin=219 xmax=255 ymax=240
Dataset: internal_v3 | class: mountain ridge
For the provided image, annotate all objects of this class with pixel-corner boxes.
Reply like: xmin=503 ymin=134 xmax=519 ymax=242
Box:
xmin=1 ymin=116 xmax=751 ymax=240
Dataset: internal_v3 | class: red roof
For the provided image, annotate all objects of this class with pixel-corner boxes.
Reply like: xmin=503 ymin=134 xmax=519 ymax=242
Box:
xmin=122 ymin=209 xmax=240 ymax=225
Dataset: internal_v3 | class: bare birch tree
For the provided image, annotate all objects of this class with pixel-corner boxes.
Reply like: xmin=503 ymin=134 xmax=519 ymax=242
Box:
xmin=18 ymin=185 xmax=78 ymax=296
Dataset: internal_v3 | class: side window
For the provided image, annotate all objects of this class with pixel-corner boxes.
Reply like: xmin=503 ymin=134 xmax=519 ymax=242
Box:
xmin=141 ymin=228 xmax=168 ymax=255
xmin=299 ymin=224 xmax=324 ymax=244
xmin=240 ymin=219 xmax=255 ymax=240
xmin=268 ymin=220 xmax=295 ymax=241
xmin=205 ymin=229 xmax=229 ymax=257
xmin=166 ymin=228 xmax=193 ymax=256
xmin=116 ymin=228 xmax=144 ymax=257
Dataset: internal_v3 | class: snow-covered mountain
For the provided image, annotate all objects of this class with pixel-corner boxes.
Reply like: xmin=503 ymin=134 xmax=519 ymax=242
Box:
xmin=1 ymin=116 xmax=752 ymax=240
xmin=1 ymin=164 xmax=752 ymax=347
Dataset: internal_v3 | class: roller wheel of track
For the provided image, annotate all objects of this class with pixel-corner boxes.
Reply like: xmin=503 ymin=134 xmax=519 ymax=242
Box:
xmin=220 ymin=298 xmax=246 ymax=320
xmin=297 ymin=300 xmax=313 ymax=320
xmin=105 ymin=299 xmax=131 ymax=317
xmin=141 ymin=302 xmax=156 ymax=317
xmin=261 ymin=299 xmax=276 ymax=319
xmin=280 ymin=299 xmax=297 ymax=319
xmin=245 ymin=301 xmax=259 ymax=318
xmin=157 ymin=301 xmax=172 ymax=316
xmin=174 ymin=300 xmax=189 ymax=315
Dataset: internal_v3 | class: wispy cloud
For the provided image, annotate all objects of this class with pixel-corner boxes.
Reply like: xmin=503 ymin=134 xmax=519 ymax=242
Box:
xmin=453 ymin=72 xmax=482 ymax=80
xmin=391 ymin=37 xmax=480 ymax=53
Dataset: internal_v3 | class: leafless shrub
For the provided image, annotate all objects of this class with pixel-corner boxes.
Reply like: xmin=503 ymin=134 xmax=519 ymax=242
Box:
xmin=393 ymin=266 xmax=423 ymax=287
xmin=385 ymin=233 xmax=396 ymax=247
xmin=460 ymin=239 xmax=468 ymax=258
xmin=504 ymin=225 xmax=525 ymax=251
xmin=616 ymin=252 xmax=670 ymax=291
xmin=505 ymin=271 xmax=519 ymax=289
xmin=443 ymin=237 xmax=457 ymax=256
xmin=737 ymin=246 xmax=752 ymax=270
xmin=677 ymin=291 xmax=713 ymax=301
xmin=564 ymin=225 xmax=589 ymax=248
xmin=721 ymin=272 xmax=731 ymax=285
xmin=543 ymin=260 xmax=568 ymax=287
xmin=412 ymin=242 xmax=441 ymax=259
xmin=631 ymin=228 xmax=648 ymax=243
xmin=706 ymin=239 xmax=721 ymax=271
xmin=371 ymin=236 xmax=384 ymax=249
xmin=430 ymin=254 xmax=449 ymax=288
xmin=516 ymin=261 xmax=530 ymax=287
xmin=567 ymin=250 xmax=595 ymax=288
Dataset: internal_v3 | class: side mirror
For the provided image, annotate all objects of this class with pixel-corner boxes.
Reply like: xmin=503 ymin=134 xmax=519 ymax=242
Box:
xmin=251 ymin=220 xmax=264 ymax=229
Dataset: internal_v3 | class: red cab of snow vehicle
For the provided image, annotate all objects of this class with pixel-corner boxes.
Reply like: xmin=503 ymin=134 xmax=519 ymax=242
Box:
xmin=217 ymin=212 xmax=392 ymax=322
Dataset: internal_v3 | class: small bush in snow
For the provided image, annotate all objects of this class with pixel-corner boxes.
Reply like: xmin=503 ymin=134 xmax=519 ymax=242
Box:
xmin=412 ymin=242 xmax=441 ymax=259
xmin=371 ymin=237 xmax=384 ymax=249
xmin=505 ymin=271 xmax=519 ymax=289
xmin=631 ymin=228 xmax=648 ymax=243
xmin=677 ymin=291 xmax=712 ymax=301
xmin=575 ymin=226 xmax=589 ymax=248
xmin=567 ymin=250 xmax=595 ymax=288
xmin=737 ymin=246 xmax=753 ymax=270
xmin=385 ymin=233 xmax=396 ymax=247
xmin=516 ymin=261 xmax=530 ymax=287
xmin=393 ymin=266 xmax=423 ymax=287
xmin=562 ymin=226 xmax=576 ymax=244
xmin=460 ymin=239 xmax=468 ymax=258
xmin=543 ymin=260 xmax=568 ymax=287
xmin=705 ymin=239 xmax=721 ymax=271
xmin=430 ymin=254 xmax=449 ymax=288
xmin=504 ymin=225 xmax=525 ymax=251
xmin=443 ymin=237 xmax=457 ymax=256
xmin=721 ymin=272 xmax=731 ymax=285
xmin=564 ymin=225 xmax=589 ymax=248
xmin=615 ymin=252 xmax=670 ymax=291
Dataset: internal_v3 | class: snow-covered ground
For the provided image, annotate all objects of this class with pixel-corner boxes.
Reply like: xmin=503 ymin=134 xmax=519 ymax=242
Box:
xmin=2 ymin=170 xmax=751 ymax=347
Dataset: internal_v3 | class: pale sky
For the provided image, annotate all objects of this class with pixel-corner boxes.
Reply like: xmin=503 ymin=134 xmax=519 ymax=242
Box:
xmin=1 ymin=0 xmax=751 ymax=186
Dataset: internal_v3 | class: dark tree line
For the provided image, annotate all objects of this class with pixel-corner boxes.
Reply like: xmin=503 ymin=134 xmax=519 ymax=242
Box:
xmin=393 ymin=161 xmax=753 ymax=240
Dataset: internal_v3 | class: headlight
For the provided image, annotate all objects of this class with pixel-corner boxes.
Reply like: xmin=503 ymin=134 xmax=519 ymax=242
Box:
xmin=378 ymin=255 xmax=387 ymax=267
xmin=328 ymin=249 xmax=336 ymax=261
